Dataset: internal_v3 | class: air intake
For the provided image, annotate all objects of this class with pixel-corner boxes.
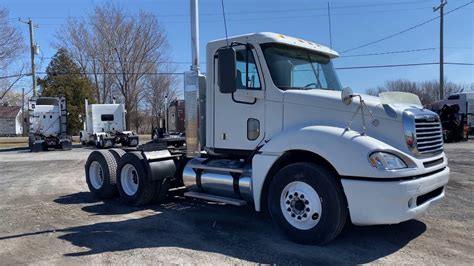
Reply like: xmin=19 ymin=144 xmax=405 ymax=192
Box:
xmin=184 ymin=71 xmax=200 ymax=157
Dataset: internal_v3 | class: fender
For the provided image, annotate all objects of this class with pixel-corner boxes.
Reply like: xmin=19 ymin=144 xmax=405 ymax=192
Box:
xmin=251 ymin=125 xmax=441 ymax=211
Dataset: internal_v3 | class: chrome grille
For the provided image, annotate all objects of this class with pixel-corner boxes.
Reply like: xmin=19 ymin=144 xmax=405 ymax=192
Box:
xmin=414 ymin=116 xmax=444 ymax=155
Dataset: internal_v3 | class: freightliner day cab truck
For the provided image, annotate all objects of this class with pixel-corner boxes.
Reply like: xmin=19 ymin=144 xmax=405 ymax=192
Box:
xmin=84 ymin=0 xmax=449 ymax=245
xmin=80 ymin=98 xmax=139 ymax=149
xmin=28 ymin=96 xmax=72 ymax=152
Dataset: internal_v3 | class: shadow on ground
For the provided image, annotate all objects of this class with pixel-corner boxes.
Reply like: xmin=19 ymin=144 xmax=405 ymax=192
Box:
xmin=2 ymin=192 xmax=427 ymax=264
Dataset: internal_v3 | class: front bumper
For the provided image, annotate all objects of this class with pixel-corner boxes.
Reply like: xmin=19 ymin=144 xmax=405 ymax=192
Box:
xmin=341 ymin=167 xmax=450 ymax=226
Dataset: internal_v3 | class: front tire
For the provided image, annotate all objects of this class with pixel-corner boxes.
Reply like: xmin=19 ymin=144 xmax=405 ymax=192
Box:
xmin=117 ymin=152 xmax=157 ymax=206
xmin=268 ymin=162 xmax=347 ymax=245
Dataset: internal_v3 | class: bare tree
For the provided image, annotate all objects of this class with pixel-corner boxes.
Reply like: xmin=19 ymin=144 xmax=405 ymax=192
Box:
xmin=56 ymin=4 xmax=173 ymax=129
xmin=145 ymin=73 xmax=179 ymax=129
xmin=0 ymin=8 xmax=24 ymax=70
xmin=0 ymin=64 xmax=26 ymax=101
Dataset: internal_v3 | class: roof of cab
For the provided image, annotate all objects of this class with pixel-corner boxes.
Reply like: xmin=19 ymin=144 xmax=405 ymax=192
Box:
xmin=208 ymin=32 xmax=339 ymax=58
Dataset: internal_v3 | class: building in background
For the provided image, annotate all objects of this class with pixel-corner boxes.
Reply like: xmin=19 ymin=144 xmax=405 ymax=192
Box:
xmin=168 ymin=100 xmax=185 ymax=134
xmin=0 ymin=105 xmax=23 ymax=136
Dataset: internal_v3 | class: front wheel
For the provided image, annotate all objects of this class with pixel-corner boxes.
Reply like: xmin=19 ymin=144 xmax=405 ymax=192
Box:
xmin=268 ymin=162 xmax=347 ymax=245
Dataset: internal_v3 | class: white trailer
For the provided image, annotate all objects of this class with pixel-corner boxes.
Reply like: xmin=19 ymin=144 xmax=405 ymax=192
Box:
xmin=28 ymin=96 xmax=71 ymax=152
xmin=80 ymin=98 xmax=139 ymax=149
xmin=84 ymin=0 xmax=449 ymax=245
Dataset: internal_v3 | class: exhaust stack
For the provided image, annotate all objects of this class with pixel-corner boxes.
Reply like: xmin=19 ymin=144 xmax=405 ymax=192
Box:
xmin=185 ymin=0 xmax=201 ymax=157
xmin=84 ymin=98 xmax=89 ymax=131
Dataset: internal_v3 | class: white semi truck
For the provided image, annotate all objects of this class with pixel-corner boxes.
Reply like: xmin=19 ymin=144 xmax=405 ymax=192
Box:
xmin=28 ymin=96 xmax=72 ymax=152
xmin=80 ymin=98 xmax=139 ymax=149
xmin=84 ymin=1 xmax=449 ymax=245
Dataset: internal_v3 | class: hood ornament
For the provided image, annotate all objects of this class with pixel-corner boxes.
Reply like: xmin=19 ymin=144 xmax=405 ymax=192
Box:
xmin=341 ymin=87 xmax=376 ymax=135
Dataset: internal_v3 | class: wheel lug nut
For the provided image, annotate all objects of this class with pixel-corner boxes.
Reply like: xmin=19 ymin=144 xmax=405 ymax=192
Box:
xmin=305 ymin=208 xmax=310 ymax=212
xmin=312 ymin=213 xmax=319 ymax=220
xmin=286 ymin=200 xmax=290 ymax=204
xmin=300 ymin=194 xmax=304 ymax=199
xmin=289 ymin=195 xmax=293 ymax=199
xmin=303 ymin=213 xmax=307 ymax=218
xmin=305 ymin=200 xmax=309 ymax=204
xmin=297 ymin=216 xmax=301 ymax=220
xmin=287 ymin=207 xmax=291 ymax=212
xmin=291 ymin=214 xmax=296 ymax=218
xmin=294 ymin=192 xmax=298 ymax=196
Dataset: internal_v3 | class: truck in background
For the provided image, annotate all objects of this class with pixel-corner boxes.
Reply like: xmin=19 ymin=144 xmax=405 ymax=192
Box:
xmin=28 ymin=96 xmax=71 ymax=152
xmin=83 ymin=0 xmax=449 ymax=245
xmin=79 ymin=98 xmax=139 ymax=149
xmin=430 ymin=92 xmax=474 ymax=133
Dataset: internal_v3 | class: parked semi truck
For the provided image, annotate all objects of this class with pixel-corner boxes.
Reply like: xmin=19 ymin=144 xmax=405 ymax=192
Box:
xmin=430 ymin=91 xmax=474 ymax=134
xmin=80 ymin=98 xmax=139 ymax=149
xmin=28 ymin=96 xmax=71 ymax=152
xmin=84 ymin=0 xmax=449 ymax=245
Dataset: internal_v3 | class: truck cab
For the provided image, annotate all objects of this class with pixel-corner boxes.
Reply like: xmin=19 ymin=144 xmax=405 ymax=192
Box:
xmin=80 ymin=99 xmax=139 ymax=148
xmin=28 ymin=96 xmax=71 ymax=151
xmin=198 ymin=32 xmax=449 ymax=240
xmin=85 ymin=32 xmax=449 ymax=245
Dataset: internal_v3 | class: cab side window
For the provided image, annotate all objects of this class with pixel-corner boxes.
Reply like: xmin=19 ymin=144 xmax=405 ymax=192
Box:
xmin=235 ymin=48 xmax=261 ymax=90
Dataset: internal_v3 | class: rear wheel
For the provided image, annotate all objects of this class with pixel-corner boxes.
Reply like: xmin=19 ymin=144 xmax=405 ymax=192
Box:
xmin=117 ymin=152 xmax=157 ymax=206
xmin=85 ymin=150 xmax=118 ymax=198
xmin=109 ymin=148 xmax=126 ymax=163
xmin=268 ymin=162 xmax=347 ymax=245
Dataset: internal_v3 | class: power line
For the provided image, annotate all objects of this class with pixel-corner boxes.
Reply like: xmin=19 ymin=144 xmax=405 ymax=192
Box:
xmin=341 ymin=1 xmax=473 ymax=53
xmin=335 ymin=62 xmax=473 ymax=70
xmin=445 ymin=62 xmax=474 ymax=66
xmin=19 ymin=1 xmax=433 ymax=20
xmin=3 ymin=62 xmax=472 ymax=80
xmin=340 ymin=47 xmax=437 ymax=57
xmin=35 ymin=6 xmax=434 ymax=27
xmin=0 ymin=74 xmax=28 ymax=80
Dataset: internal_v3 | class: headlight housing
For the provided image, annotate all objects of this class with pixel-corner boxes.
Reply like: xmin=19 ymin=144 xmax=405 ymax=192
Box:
xmin=368 ymin=152 xmax=407 ymax=170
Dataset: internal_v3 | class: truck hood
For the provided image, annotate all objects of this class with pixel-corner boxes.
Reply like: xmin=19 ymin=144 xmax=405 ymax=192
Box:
xmin=282 ymin=89 xmax=430 ymax=155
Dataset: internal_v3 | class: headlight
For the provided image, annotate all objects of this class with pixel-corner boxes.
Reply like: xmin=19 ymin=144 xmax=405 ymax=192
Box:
xmin=368 ymin=152 xmax=407 ymax=170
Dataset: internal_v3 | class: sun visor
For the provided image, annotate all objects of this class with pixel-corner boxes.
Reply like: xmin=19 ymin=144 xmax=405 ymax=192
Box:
xmin=379 ymin=92 xmax=422 ymax=108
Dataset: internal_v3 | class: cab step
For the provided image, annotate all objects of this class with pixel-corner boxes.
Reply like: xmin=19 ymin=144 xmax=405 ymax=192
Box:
xmin=184 ymin=191 xmax=247 ymax=206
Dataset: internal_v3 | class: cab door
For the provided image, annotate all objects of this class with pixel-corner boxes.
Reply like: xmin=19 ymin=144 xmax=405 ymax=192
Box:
xmin=213 ymin=45 xmax=265 ymax=152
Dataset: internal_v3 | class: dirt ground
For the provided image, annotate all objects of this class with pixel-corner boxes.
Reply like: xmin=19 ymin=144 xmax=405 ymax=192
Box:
xmin=0 ymin=141 xmax=472 ymax=264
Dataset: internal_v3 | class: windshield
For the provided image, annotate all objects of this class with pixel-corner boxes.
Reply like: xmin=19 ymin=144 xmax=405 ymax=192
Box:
xmin=261 ymin=43 xmax=342 ymax=91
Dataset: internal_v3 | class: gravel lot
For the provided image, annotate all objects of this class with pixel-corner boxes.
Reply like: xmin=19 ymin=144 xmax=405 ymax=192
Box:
xmin=0 ymin=142 xmax=472 ymax=264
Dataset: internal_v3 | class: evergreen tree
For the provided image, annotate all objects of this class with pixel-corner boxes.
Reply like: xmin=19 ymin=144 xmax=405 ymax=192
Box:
xmin=38 ymin=48 xmax=95 ymax=134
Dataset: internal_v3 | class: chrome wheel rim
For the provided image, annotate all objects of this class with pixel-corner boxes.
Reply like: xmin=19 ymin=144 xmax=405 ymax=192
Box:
xmin=89 ymin=161 xmax=104 ymax=189
xmin=121 ymin=164 xmax=139 ymax=196
xmin=280 ymin=181 xmax=322 ymax=230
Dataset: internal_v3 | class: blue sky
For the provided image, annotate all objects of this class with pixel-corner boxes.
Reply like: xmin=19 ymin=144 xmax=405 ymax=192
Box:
xmin=2 ymin=0 xmax=473 ymax=95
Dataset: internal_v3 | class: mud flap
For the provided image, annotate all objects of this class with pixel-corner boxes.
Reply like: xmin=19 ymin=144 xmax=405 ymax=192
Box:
xmin=142 ymin=150 xmax=177 ymax=181
xmin=60 ymin=139 xmax=72 ymax=150
xmin=30 ymin=141 xmax=45 ymax=152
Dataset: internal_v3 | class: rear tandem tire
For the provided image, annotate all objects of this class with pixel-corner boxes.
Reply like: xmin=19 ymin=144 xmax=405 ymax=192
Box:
xmin=85 ymin=150 xmax=118 ymax=198
xmin=109 ymin=148 xmax=126 ymax=163
xmin=268 ymin=162 xmax=348 ymax=245
xmin=116 ymin=152 xmax=157 ymax=206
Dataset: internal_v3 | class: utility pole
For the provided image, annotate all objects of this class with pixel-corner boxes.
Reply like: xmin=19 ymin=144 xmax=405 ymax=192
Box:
xmin=19 ymin=18 xmax=39 ymax=97
xmin=22 ymin=87 xmax=25 ymax=136
xmin=434 ymin=0 xmax=447 ymax=100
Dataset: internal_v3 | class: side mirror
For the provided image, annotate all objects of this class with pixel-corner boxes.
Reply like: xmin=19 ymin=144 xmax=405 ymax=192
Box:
xmin=217 ymin=47 xmax=237 ymax=94
xmin=341 ymin=87 xmax=354 ymax=105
